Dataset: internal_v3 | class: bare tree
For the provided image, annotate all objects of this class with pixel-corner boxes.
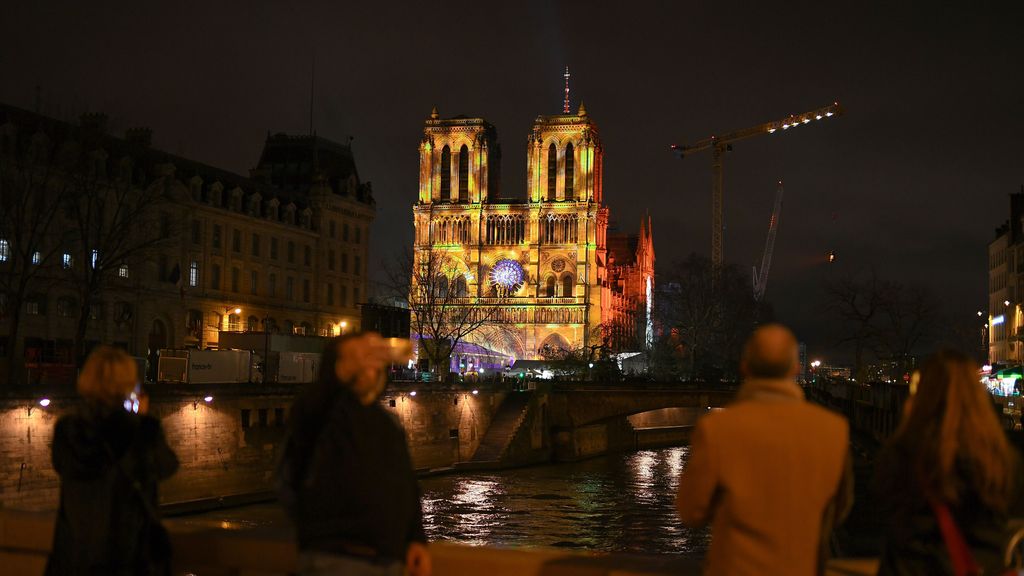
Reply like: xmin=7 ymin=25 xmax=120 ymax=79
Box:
xmin=385 ymin=247 xmax=512 ymax=380
xmin=0 ymin=133 xmax=75 ymax=386
xmin=60 ymin=153 xmax=178 ymax=367
xmin=822 ymin=272 xmax=941 ymax=378
xmin=654 ymin=254 xmax=759 ymax=381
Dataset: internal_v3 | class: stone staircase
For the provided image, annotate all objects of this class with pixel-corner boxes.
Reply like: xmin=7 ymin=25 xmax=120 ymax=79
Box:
xmin=468 ymin=391 xmax=533 ymax=464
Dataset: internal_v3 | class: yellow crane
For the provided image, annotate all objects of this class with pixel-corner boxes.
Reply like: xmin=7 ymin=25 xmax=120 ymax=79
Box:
xmin=671 ymin=102 xmax=843 ymax=273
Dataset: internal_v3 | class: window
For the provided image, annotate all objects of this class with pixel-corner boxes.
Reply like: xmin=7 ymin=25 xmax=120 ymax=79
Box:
xmin=231 ymin=267 xmax=240 ymax=292
xmin=250 ymin=270 xmax=258 ymax=295
xmin=354 ymin=286 xmax=360 ymax=304
xmin=355 ymin=226 xmax=361 ymax=244
xmin=90 ymin=304 xmax=102 ymax=320
xmin=302 ymin=279 xmax=310 ymax=303
xmin=340 ymin=285 xmax=348 ymax=307
xmin=287 ymin=241 xmax=295 ymax=263
xmin=485 ymin=214 xmax=527 ymax=244
xmin=118 ymin=264 xmax=128 ymax=278
xmin=542 ymin=214 xmax=578 ymax=244
xmin=269 ymin=274 xmax=277 ymax=297
xmin=545 ymin=276 xmax=556 ymax=298
xmin=449 ymin=428 xmax=459 ymax=439
xmin=247 ymin=316 xmax=259 ymax=331
xmin=304 ymin=245 xmax=311 ymax=266
xmin=31 ymin=251 xmax=40 ymax=265
xmin=286 ymin=277 xmax=295 ymax=300
xmin=211 ymin=265 xmax=221 ymax=290
xmin=241 ymin=409 xmax=251 ymax=429
xmin=440 ymin=145 xmax=451 ymax=199
xmin=458 ymin=145 xmax=469 ymax=202
xmin=270 ymin=237 xmax=278 ymax=259
xmin=212 ymin=225 xmax=222 ymax=249
xmin=564 ymin=142 xmax=576 ymax=199
xmin=389 ymin=398 xmax=396 ymax=408
xmin=327 ymin=284 xmax=334 ymax=305
xmin=57 ymin=297 xmax=75 ymax=317
xmin=343 ymin=223 xmax=349 ymax=242
xmin=191 ymin=220 xmax=202 ymax=244
xmin=354 ymin=256 xmax=361 ymax=276
xmin=232 ymin=229 xmax=241 ymax=252
xmin=258 ymin=408 xmax=268 ymax=427
xmin=341 ymin=252 xmax=349 ymax=273
xmin=62 ymin=253 xmax=73 ymax=269
xmin=562 ymin=274 xmax=574 ymax=297
xmin=274 ymin=408 xmax=285 ymax=427
xmin=328 ymin=249 xmax=335 ymax=271
xmin=547 ymin=143 xmax=557 ymax=199
xmin=91 ymin=249 xmax=99 ymax=269
xmin=0 ymin=239 xmax=8 ymax=262
xmin=189 ymin=260 xmax=199 ymax=287
xmin=329 ymin=221 xmax=336 ymax=238
xmin=252 ymin=234 xmax=260 ymax=257
xmin=26 ymin=296 xmax=44 ymax=316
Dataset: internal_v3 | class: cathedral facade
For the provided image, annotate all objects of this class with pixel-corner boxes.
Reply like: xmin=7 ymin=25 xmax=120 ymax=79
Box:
xmin=411 ymin=103 xmax=653 ymax=361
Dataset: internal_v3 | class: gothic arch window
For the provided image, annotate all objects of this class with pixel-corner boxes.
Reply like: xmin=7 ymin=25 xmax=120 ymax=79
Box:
xmin=564 ymin=143 xmax=574 ymax=200
xmin=561 ymin=273 xmax=574 ymax=298
xmin=452 ymin=275 xmax=468 ymax=297
xmin=547 ymin=143 xmax=557 ymax=200
xmin=545 ymin=276 xmax=556 ymax=298
xmin=485 ymin=214 xmax=526 ymax=245
xmin=542 ymin=214 xmax=578 ymax=244
xmin=458 ymin=145 xmax=469 ymax=202
xmin=435 ymin=275 xmax=449 ymax=298
xmin=429 ymin=215 xmax=471 ymax=245
xmin=440 ymin=145 xmax=451 ymax=200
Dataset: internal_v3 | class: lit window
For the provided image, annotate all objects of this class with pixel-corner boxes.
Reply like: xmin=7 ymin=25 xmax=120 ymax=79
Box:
xmin=118 ymin=265 xmax=129 ymax=278
xmin=189 ymin=260 xmax=199 ymax=287
xmin=62 ymin=253 xmax=73 ymax=269
xmin=91 ymin=249 xmax=99 ymax=268
xmin=0 ymin=239 xmax=8 ymax=262
xmin=32 ymin=251 xmax=40 ymax=265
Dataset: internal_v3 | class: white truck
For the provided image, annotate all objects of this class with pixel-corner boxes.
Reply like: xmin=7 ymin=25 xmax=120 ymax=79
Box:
xmin=157 ymin=349 xmax=256 ymax=384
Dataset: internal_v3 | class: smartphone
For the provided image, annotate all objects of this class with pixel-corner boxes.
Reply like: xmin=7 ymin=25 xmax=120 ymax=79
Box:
xmin=124 ymin=383 xmax=141 ymax=414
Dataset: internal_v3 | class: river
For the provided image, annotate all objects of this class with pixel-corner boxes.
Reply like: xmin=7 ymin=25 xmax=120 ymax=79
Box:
xmin=175 ymin=447 xmax=709 ymax=557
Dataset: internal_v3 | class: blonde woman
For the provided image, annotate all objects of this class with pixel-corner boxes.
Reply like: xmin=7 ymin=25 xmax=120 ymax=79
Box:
xmin=46 ymin=346 xmax=178 ymax=576
xmin=874 ymin=350 xmax=1024 ymax=575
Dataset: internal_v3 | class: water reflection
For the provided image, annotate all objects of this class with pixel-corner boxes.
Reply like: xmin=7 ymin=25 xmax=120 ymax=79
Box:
xmin=419 ymin=447 xmax=709 ymax=556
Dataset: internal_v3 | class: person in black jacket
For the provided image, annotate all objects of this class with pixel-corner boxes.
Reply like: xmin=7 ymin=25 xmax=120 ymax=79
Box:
xmin=874 ymin=350 xmax=1024 ymax=575
xmin=280 ymin=332 xmax=430 ymax=576
xmin=46 ymin=345 xmax=179 ymax=576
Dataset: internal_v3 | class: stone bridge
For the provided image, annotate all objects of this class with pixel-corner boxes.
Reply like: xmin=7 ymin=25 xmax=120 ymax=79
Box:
xmin=546 ymin=386 xmax=736 ymax=428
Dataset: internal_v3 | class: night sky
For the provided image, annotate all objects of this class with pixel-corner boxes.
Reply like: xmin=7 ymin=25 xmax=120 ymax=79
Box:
xmin=3 ymin=2 xmax=1021 ymax=357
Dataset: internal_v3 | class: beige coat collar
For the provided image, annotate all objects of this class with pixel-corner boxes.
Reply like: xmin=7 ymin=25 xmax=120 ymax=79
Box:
xmin=736 ymin=377 xmax=805 ymax=403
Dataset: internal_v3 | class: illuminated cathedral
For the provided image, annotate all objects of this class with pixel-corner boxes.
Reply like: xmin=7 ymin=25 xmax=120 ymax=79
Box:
xmin=411 ymin=94 xmax=654 ymax=362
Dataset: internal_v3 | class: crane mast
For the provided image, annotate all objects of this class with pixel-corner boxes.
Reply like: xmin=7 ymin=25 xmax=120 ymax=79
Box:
xmin=671 ymin=101 xmax=842 ymax=274
xmin=753 ymin=181 xmax=784 ymax=302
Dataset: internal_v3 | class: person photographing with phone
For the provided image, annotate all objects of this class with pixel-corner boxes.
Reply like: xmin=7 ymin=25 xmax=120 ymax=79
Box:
xmin=279 ymin=332 xmax=430 ymax=576
xmin=46 ymin=345 xmax=179 ymax=576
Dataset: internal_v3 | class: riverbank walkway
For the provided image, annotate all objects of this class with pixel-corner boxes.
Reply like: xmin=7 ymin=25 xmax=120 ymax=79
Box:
xmin=0 ymin=507 xmax=878 ymax=575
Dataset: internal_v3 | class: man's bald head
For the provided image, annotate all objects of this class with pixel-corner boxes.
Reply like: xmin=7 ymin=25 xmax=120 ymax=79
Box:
xmin=741 ymin=324 xmax=799 ymax=379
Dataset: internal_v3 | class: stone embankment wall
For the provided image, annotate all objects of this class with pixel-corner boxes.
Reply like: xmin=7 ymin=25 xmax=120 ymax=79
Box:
xmin=0 ymin=384 xmax=503 ymax=510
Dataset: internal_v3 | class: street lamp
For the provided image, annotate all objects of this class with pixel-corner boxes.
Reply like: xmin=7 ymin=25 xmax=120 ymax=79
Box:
xmin=340 ymin=320 xmax=348 ymax=335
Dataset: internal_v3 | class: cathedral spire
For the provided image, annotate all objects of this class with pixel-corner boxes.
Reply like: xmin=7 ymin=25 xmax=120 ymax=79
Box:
xmin=563 ymin=66 xmax=571 ymax=113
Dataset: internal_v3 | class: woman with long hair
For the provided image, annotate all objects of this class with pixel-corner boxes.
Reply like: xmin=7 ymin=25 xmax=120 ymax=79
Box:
xmin=875 ymin=349 xmax=1024 ymax=574
xmin=46 ymin=346 xmax=179 ymax=576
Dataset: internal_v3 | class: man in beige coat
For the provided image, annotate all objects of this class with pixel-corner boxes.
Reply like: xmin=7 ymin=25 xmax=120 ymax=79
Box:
xmin=676 ymin=324 xmax=852 ymax=576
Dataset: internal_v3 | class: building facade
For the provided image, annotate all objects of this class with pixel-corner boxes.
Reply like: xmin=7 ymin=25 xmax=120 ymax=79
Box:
xmin=411 ymin=104 xmax=653 ymax=360
xmin=988 ymin=189 xmax=1024 ymax=364
xmin=0 ymin=104 xmax=373 ymax=385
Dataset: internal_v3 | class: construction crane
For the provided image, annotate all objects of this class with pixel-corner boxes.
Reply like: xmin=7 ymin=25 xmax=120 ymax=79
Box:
xmin=753 ymin=181 xmax=784 ymax=302
xmin=671 ymin=101 xmax=842 ymax=273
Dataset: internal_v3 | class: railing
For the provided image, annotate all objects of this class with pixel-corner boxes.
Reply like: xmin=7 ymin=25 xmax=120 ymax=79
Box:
xmin=0 ymin=507 xmax=881 ymax=576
